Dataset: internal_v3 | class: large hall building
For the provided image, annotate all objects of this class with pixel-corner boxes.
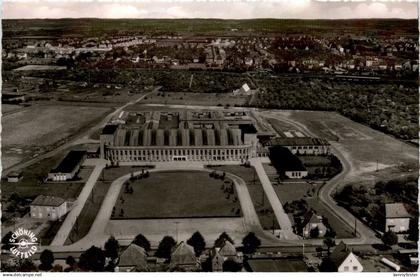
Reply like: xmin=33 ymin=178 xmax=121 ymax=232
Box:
xmin=100 ymin=110 xmax=262 ymax=163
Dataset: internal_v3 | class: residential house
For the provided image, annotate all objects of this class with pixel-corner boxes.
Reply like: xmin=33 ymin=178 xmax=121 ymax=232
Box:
xmin=117 ymin=244 xmax=149 ymax=272
xmin=30 ymin=195 xmax=67 ymax=220
xmin=329 ymin=242 xmax=363 ymax=272
xmin=170 ymin=241 xmax=199 ymax=271
xmin=301 ymin=211 xmax=327 ymax=238
xmin=385 ymin=203 xmax=411 ymax=233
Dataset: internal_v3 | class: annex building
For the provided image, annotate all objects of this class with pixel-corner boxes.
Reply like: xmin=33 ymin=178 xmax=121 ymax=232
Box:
xmin=100 ymin=110 xmax=261 ymax=163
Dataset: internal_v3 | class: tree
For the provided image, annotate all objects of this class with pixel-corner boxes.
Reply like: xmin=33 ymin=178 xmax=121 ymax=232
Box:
xmin=242 ymin=232 xmax=261 ymax=254
xmin=104 ymin=236 xmax=119 ymax=260
xmin=382 ymin=230 xmax=398 ymax=247
xmin=214 ymin=232 xmax=234 ymax=248
xmin=408 ymin=218 xmax=419 ymax=241
xmin=323 ymin=238 xmax=335 ymax=254
xmin=187 ymin=231 xmax=206 ymax=257
xmin=39 ymin=249 xmax=54 ymax=271
xmin=310 ymin=227 xmax=320 ymax=238
xmin=222 ymin=259 xmax=242 ymax=272
xmin=19 ymin=259 xmax=37 ymax=272
xmin=64 ymin=256 xmax=76 ymax=272
xmin=155 ymin=236 xmax=177 ymax=259
xmin=132 ymin=233 xmax=151 ymax=252
xmin=319 ymin=257 xmax=336 ymax=272
xmin=79 ymin=246 xmax=105 ymax=272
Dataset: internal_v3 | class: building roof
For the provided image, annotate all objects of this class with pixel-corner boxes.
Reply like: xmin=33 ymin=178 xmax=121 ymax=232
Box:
xmin=102 ymin=124 xmax=119 ymax=135
xmin=269 ymin=146 xmax=306 ymax=172
xmin=219 ymin=241 xmax=237 ymax=257
xmin=170 ymin=242 xmax=197 ymax=266
xmin=386 ymin=203 xmax=411 ymax=218
xmin=269 ymin=137 xmax=330 ymax=147
xmin=50 ymin=150 xmax=86 ymax=174
xmin=330 ymin=242 xmax=352 ymax=268
xmin=31 ymin=195 xmax=65 ymax=207
xmin=118 ymin=244 xmax=148 ymax=271
xmin=302 ymin=211 xmax=323 ymax=227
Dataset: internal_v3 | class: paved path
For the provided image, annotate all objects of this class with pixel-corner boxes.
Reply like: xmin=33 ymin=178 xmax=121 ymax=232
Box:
xmin=50 ymin=159 xmax=107 ymax=246
xmin=251 ymin=158 xmax=298 ymax=240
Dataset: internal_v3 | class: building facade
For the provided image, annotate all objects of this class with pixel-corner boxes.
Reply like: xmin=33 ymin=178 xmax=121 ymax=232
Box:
xmin=30 ymin=195 xmax=67 ymax=220
xmin=385 ymin=203 xmax=411 ymax=233
xmin=100 ymin=110 xmax=260 ymax=163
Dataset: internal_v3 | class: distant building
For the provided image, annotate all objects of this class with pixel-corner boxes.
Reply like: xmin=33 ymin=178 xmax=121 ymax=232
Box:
xmin=170 ymin=241 xmax=199 ymax=271
xmin=30 ymin=195 xmax=67 ymax=220
xmin=7 ymin=171 xmax=23 ymax=183
xmin=329 ymin=242 xmax=363 ymax=272
xmin=48 ymin=150 xmax=86 ymax=181
xmin=268 ymin=146 xmax=308 ymax=179
xmin=301 ymin=211 xmax=327 ymax=238
xmin=385 ymin=203 xmax=411 ymax=233
xmin=268 ymin=137 xmax=330 ymax=155
xmin=233 ymin=83 xmax=256 ymax=96
xmin=117 ymin=244 xmax=148 ymax=272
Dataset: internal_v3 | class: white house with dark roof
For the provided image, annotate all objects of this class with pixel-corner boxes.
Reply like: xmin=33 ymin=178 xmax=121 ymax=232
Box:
xmin=385 ymin=203 xmax=411 ymax=233
xmin=301 ymin=211 xmax=327 ymax=238
xmin=30 ymin=195 xmax=67 ymax=220
xmin=330 ymin=242 xmax=363 ymax=272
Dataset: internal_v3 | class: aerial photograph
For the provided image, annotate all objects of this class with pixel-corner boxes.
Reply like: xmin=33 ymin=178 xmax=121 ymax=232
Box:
xmin=0 ymin=0 xmax=418 ymax=274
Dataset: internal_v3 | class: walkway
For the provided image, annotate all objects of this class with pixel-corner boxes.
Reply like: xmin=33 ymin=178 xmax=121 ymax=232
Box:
xmin=50 ymin=158 xmax=107 ymax=246
xmin=251 ymin=158 xmax=298 ymax=240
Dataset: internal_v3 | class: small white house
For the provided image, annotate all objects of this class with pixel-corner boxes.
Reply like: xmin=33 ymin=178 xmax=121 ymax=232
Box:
xmin=330 ymin=242 xmax=363 ymax=272
xmin=30 ymin=195 xmax=67 ymax=220
xmin=7 ymin=171 xmax=23 ymax=183
xmin=385 ymin=203 xmax=411 ymax=233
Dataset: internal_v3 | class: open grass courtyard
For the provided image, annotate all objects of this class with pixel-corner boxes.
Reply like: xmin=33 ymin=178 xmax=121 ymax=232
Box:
xmin=112 ymin=170 xmax=242 ymax=219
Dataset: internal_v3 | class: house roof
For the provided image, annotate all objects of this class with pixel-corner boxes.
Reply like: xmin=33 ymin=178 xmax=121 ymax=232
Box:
xmin=268 ymin=146 xmax=306 ymax=172
xmin=170 ymin=242 xmax=197 ymax=266
xmin=219 ymin=241 xmax=237 ymax=257
xmin=386 ymin=203 xmax=411 ymax=218
xmin=302 ymin=211 xmax=322 ymax=226
xmin=118 ymin=244 xmax=148 ymax=270
xmin=50 ymin=150 xmax=86 ymax=174
xmin=269 ymin=137 xmax=330 ymax=147
xmin=31 ymin=195 xmax=65 ymax=207
xmin=330 ymin=242 xmax=351 ymax=268
xmin=102 ymin=124 xmax=119 ymax=135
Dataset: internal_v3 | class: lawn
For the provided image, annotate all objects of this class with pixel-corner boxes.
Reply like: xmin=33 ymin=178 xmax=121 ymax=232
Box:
xmin=141 ymin=92 xmax=248 ymax=107
xmin=2 ymin=103 xmax=111 ymax=168
xmin=112 ymin=170 xmax=241 ymax=219
xmin=215 ymin=165 xmax=280 ymax=230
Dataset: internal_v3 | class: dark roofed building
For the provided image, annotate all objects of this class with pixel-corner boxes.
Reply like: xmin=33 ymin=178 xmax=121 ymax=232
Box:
xmin=102 ymin=124 xmax=119 ymax=135
xmin=301 ymin=211 xmax=327 ymax=238
xmin=269 ymin=137 xmax=330 ymax=155
xmin=48 ymin=150 xmax=86 ymax=181
xmin=385 ymin=203 xmax=411 ymax=233
xmin=170 ymin=242 xmax=199 ymax=271
xmin=269 ymin=146 xmax=307 ymax=179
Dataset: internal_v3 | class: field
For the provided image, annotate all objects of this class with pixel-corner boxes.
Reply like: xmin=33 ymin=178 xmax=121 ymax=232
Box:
xmin=2 ymin=103 xmax=111 ymax=169
xmin=287 ymin=111 xmax=418 ymax=180
xmin=247 ymin=259 xmax=308 ymax=272
xmin=112 ymin=171 xmax=241 ymax=219
xmin=215 ymin=165 xmax=280 ymax=230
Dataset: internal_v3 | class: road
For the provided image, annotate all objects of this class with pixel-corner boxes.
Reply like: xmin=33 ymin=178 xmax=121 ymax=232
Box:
xmin=50 ymin=159 xmax=107 ymax=246
xmin=2 ymin=88 xmax=159 ymax=177
xmin=251 ymin=158 xmax=298 ymax=240
xmin=261 ymin=111 xmax=380 ymax=244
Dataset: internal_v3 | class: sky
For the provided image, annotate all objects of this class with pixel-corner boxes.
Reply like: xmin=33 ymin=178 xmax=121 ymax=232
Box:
xmin=3 ymin=0 xmax=419 ymax=19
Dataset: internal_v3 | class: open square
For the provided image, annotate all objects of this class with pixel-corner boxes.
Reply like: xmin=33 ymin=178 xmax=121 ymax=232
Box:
xmin=112 ymin=170 xmax=242 ymax=219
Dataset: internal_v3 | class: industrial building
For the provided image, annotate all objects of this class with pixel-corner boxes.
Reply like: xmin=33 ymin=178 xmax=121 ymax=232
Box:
xmin=100 ymin=110 xmax=261 ymax=163
xmin=48 ymin=150 xmax=86 ymax=181
xmin=267 ymin=137 xmax=330 ymax=155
